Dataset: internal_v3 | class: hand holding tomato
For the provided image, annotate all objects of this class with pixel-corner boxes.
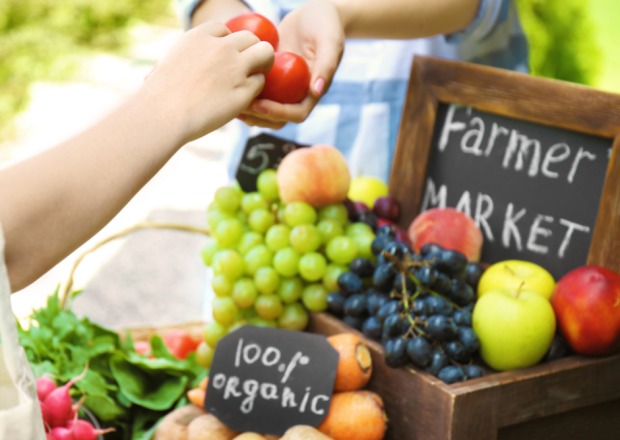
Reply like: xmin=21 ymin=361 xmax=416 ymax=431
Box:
xmin=226 ymin=12 xmax=279 ymax=50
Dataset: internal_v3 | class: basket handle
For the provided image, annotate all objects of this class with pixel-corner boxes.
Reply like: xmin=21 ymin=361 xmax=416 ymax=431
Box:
xmin=59 ymin=221 xmax=210 ymax=309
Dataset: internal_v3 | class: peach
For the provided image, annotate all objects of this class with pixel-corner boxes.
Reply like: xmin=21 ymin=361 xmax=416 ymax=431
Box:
xmin=277 ymin=145 xmax=350 ymax=208
xmin=408 ymin=207 xmax=483 ymax=262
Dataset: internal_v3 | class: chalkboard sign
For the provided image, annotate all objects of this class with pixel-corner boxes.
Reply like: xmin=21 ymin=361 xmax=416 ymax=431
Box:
xmin=236 ymin=133 xmax=309 ymax=193
xmin=204 ymin=325 xmax=339 ymax=435
xmin=391 ymin=57 xmax=620 ymax=279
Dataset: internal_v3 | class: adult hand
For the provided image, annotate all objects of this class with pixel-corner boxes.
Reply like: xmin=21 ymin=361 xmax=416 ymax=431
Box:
xmin=142 ymin=21 xmax=274 ymax=143
xmin=238 ymin=0 xmax=345 ymax=129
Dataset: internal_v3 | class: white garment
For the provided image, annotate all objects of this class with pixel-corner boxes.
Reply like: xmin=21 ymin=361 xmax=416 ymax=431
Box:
xmin=0 ymin=225 xmax=47 ymax=440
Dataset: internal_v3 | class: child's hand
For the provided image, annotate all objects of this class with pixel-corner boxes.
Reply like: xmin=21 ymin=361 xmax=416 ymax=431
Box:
xmin=141 ymin=21 xmax=274 ymax=142
xmin=236 ymin=0 xmax=345 ymax=129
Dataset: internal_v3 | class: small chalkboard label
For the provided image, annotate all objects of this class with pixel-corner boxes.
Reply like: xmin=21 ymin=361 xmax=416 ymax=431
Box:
xmin=423 ymin=103 xmax=612 ymax=279
xmin=235 ymin=133 xmax=309 ymax=193
xmin=204 ymin=326 xmax=339 ymax=435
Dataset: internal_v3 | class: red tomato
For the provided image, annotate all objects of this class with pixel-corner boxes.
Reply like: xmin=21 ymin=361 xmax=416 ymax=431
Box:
xmin=134 ymin=341 xmax=151 ymax=356
xmin=225 ymin=12 xmax=279 ymax=50
xmin=260 ymin=52 xmax=311 ymax=104
xmin=163 ymin=330 xmax=198 ymax=360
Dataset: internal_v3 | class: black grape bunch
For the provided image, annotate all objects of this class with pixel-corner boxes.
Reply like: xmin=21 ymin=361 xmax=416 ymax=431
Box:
xmin=326 ymin=224 xmax=487 ymax=384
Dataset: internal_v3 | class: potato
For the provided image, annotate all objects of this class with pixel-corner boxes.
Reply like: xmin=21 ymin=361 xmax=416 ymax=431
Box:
xmin=154 ymin=404 xmax=207 ymax=440
xmin=233 ymin=434 xmax=268 ymax=440
xmin=281 ymin=426 xmax=332 ymax=440
xmin=187 ymin=414 xmax=239 ymax=440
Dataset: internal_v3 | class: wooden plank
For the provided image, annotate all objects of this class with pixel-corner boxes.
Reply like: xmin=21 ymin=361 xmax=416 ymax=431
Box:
xmin=418 ymin=57 xmax=620 ymax=138
xmin=588 ymin=135 xmax=620 ymax=273
xmin=498 ymin=398 xmax=620 ymax=440
xmin=451 ymin=386 xmax=500 ymax=440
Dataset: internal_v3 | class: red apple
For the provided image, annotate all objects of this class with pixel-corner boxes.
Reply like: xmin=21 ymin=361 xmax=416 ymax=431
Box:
xmin=377 ymin=218 xmax=396 ymax=229
xmin=373 ymin=196 xmax=400 ymax=221
xmin=395 ymin=227 xmax=410 ymax=246
xmin=551 ymin=266 xmax=620 ymax=356
xmin=408 ymin=207 xmax=483 ymax=262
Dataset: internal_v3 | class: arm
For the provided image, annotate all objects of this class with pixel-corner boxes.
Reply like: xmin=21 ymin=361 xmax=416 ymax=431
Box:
xmin=190 ymin=0 xmax=250 ymax=27
xmin=0 ymin=21 xmax=273 ymax=292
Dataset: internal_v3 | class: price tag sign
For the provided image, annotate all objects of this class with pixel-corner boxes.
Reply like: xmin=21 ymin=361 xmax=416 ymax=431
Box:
xmin=204 ymin=326 xmax=339 ymax=435
xmin=235 ymin=133 xmax=309 ymax=193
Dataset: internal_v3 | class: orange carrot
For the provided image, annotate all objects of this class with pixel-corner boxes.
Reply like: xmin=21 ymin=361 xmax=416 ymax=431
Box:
xmin=317 ymin=391 xmax=387 ymax=440
xmin=187 ymin=388 xmax=206 ymax=408
xmin=327 ymin=334 xmax=372 ymax=392
xmin=199 ymin=377 xmax=209 ymax=391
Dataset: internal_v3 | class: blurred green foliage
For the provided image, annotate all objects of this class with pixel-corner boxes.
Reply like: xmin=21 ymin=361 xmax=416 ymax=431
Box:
xmin=516 ymin=0 xmax=601 ymax=86
xmin=0 ymin=0 xmax=172 ymax=135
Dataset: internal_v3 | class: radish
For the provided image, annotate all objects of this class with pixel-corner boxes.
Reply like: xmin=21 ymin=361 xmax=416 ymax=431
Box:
xmin=37 ymin=377 xmax=57 ymax=401
xmin=40 ymin=401 xmax=51 ymax=429
xmin=50 ymin=427 xmax=75 ymax=440
xmin=67 ymin=420 xmax=115 ymax=440
xmin=44 ymin=366 xmax=88 ymax=428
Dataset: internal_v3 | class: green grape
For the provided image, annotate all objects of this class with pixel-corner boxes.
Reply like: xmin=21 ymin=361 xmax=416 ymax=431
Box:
xmin=201 ymin=240 xmax=221 ymax=266
xmin=204 ymin=320 xmax=229 ymax=348
xmin=248 ymin=209 xmax=275 ymax=234
xmin=323 ymin=263 xmax=348 ymax=291
xmin=207 ymin=201 xmax=219 ymax=212
xmin=302 ymin=284 xmax=329 ymax=312
xmin=277 ymin=203 xmax=286 ymax=224
xmin=317 ymin=219 xmax=344 ymax=245
xmin=243 ymin=245 xmax=274 ymax=276
xmin=277 ymin=277 xmax=304 ymax=304
xmin=211 ymin=274 xmax=234 ymax=297
xmin=254 ymin=267 xmax=280 ymax=294
xmin=214 ymin=218 xmax=244 ymax=247
xmin=195 ymin=341 xmax=215 ymax=368
xmin=318 ymin=203 xmax=349 ymax=226
xmin=249 ymin=317 xmax=278 ymax=328
xmin=284 ymin=202 xmax=317 ymax=227
xmin=255 ymin=295 xmax=284 ymax=319
xmin=352 ymin=232 xmax=376 ymax=260
xmin=265 ymin=224 xmax=291 ymax=251
xmin=273 ymin=247 xmax=301 ymax=277
xmin=212 ymin=249 xmax=244 ymax=279
xmin=345 ymin=222 xmax=374 ymax=237
xmin=215 ymin=186 xmax=241 ymax=212
xmin=232 ymin=180 xmax=245 ymax=195
xmin=236 ymin=211 xmax=248 ymax=224
xmin=298 ymin=252 xmax=327 ymax=282
xmin=229 ymin=319 xmax=249 ymax=333
xmin=241 ymin=192 xmax=268 ymax=214
xmin=237 ymin=231 xmax=264 ymax=256
xmin=207 ymin=208 xmax=234 ymax=232
xmin=239 ymin=306 xmax=258 ymax=320
xmin=212 ymin=297 xmax=238 ymax=326
xmin=278 ymin=303 xmax=309 ymax=331
xmin=257 ymin=169 xmax=280 ymax=201
xmin=326 ymin=236 xmax=359 ymax=264
xmin=290 ymin=224 xmax=322 ymax=253
xmin=232 ymin=278 xmax=258 ymax=308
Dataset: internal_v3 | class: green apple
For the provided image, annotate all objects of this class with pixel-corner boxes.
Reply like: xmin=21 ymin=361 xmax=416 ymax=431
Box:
xmin=478 ymin=260 xmax=555 ymax=300
xmin=473 ymin=288 xmax=556 ymax=371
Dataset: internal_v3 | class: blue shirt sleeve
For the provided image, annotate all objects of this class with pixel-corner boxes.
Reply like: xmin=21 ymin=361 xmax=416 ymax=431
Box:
xmin=445 ymin=0 xmax=507 ymax=44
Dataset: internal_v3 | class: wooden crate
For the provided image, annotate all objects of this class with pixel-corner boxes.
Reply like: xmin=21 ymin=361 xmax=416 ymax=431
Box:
xmin=308 ymin=312 xmax=620 ymax=440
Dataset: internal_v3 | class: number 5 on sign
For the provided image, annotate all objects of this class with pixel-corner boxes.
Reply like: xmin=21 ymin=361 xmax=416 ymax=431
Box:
xmin=239 ymin=143 xmax=274 ymax=175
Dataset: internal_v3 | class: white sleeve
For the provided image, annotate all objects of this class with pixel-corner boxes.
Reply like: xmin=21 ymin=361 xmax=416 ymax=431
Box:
xmin=178 ymin=0 xmax=282 ymax=30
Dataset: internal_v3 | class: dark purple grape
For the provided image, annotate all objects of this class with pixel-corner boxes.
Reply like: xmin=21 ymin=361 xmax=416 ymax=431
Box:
xmin=384 ymin=338 xmax=409 ymax=368
xmin=393 ymin=273 xmax=415 ymax=293
xmin=338 ymin=272 xmax=364 ymax=295
xmin=443 ymin=341 xmax=470 ymax=363
xmin=344 ymin=294 xmax=368 ymax=318
xmin=449 ymin=279 xmax=474 ymax=306
xmin=457 ymin=327 xmax=480 ymax=354
xmin=376 ymin=224 xmax=397 ymax=237
xmin=373 ymin=263 xmax=397 ymax=292
xmin=382 ymin=313 xmax=408 ymax=337
xmin=415 ymin=266 xmax=438 ymax=287
xmin=465 ymin=263 xmax=485 ymax=290
xmin=371 ymin=235 xmax=391 ymax=256
xmin=452 ymin=309 xmax=472 ymax=327
xmin=435 ymin=250 xmax=468 ymax=278
xmin=383 ymin=241 xmax=412 ymax=259
xmin=353 ymin=211 xmax=378 ymax=231
xmin=426 ymin=315 xmax=458 ymax=340
xmin=463 ymin=365 xmax=485 ymax=379
xmin=438 ymin=366 xmax=466 ymax=384
xmin=342 ymin=315 xmax=364 ymax=330
xmin=411 ymin=299 xmax=428 ymax=316
xmin=326 ymin=292 xmax=346 ymax=316
xmin=349 ymin=258 xmax=375 ymax=278
xmin=425 ymin=296 xmax=453 ymax=316
xmin=362 ymin=316 xmax=383 ymax=340
xmin=377 ymin=300 xmax=400 ymax=324
xmin=543 ymin=335 xmax=570 ymax=362
xmin=343 ymin=199 xmax=356 ymax=220
xmin=367 ymin=292 xmax=390 ymax=316
xmin=425 ymin=350 xmax=448 ymax=376
xmin=420 ymin=243 xmax=443 ymax=256
xmin=406 ymin=337 xmax=432 ymax=367
xmin=432 ymin=273 xmax=452 ymax=295
xmin=464 ymin=303 xmax=475 ymax=314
